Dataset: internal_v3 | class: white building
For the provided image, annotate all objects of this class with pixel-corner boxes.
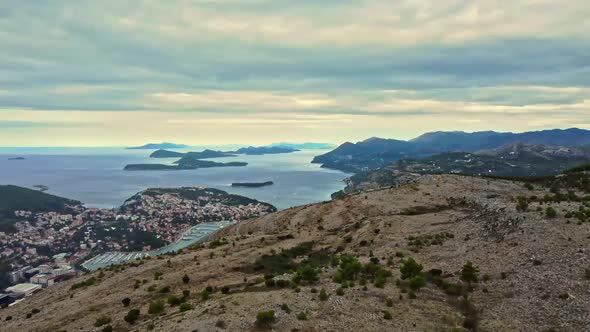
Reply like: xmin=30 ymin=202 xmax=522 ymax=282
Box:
xmin=30 ymin=274 xmax=56 ymax=288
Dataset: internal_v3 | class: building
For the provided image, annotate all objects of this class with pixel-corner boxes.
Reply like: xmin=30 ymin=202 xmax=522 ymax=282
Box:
xmin=52 ymin=265 xmax=74 ymax=277
xmin=7 ymin=266 xmax=32 ymax=285
xmin=30 ymin=274 xmax=56 ymax=288
xmin=5 ymin=283 xmax=42 ymax=296
xmin=38 ymin=264 xmax=52 ymax=274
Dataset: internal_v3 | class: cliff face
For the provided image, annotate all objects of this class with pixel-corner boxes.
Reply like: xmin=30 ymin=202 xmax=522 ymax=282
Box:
xmin=2 ymin=175 xmax=589 ymax=332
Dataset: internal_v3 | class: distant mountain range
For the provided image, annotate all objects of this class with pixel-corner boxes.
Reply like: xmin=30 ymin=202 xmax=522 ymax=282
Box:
xmin=313 ymin=128 xmax=590 ymax=172
xmin=228 ymin=146 xmax=299 ymax=155
xmin=269 ymin=142 xmax=336 ymax=150
xmin=127 ymin=142 xmax=188 ymax=150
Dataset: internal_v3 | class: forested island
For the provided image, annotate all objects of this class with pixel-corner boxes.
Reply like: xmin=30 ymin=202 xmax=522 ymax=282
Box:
xmin=231 ymin=181 xmax=274 ymax=188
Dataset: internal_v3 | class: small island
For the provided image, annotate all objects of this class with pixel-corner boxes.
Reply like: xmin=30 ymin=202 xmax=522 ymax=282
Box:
xmin=8 ymin=157 xmax=26 ymax=160
xmin=231 ymin=181 xmax=274 ymax=188
xmin=149 ymin=149 xmax=186 ymax=158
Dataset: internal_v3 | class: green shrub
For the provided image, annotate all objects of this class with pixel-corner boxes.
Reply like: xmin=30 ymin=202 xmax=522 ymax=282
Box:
xmin=121 ymin=297 xmax=131 ymax=307
xmin=101 ymin=325 xmax=113 ymax=332
xmin=386 ymin=298 xmax=393 ymax=307
xmin=182 ymin=274 xmax=190 ymax=284
xmin=167 ymin=295 xmax=182 ymax=306
xmin=383 ymin=311 xmax=392 ymax=320
xmin=70 ymin=277 xmax=96 ymax=290
xmin=294 ymin=264 xmax=320 ymax=283
xmin=516 ymin=196 xmax=529 ymax=212
xmin=201 ymin=289 xmax=210 ymax=301
xmin=319 ymin=288 xmax=329 ymax=301
xmin=255 ymin=310 xmax=276 ymax=329
xmin=409 ymin=275 xmax=426 ymax=291
xmin=441 ymin=281 xmax=464 ymax=296
xmin=336 ymin=287 xmax=344 ymax=296
xmin=280 ymin=303 xmax=291 ymax=313
xmin=179 ymin=303 xmax=193 ymax=312
xmin=296 ymin=312 xmax=307 ymax=320
xmin=94 ymin=316 xmax=111 ymax=327
xmin=461 ymin=261 xmax=479 ymax=283
xmin=124 ymin=309 xmax=140 ymax=324
xmin=148 ymin=300 xmax=165 ymax=315
xmin=545 ymin=206 xmax=557 ymax=218
xmin=159 ymin=286 xmax=171 ymax=293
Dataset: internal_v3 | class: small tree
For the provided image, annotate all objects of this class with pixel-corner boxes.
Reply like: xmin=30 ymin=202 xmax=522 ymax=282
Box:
xmin=400 ymin=258 xmax=423 ymax=280
xmin=255 ymin=310 xmax=276 ymax=329
xmin=182 ymin=274 xmax=190 ymax=284
xmin=516 ymin=196 xmax=528 ymax=212
xmin=319 ymin=288 xmax=329 ymax=301
xmin=121 ymin=297 xmax=131 ymax=307
xmin=461 ymin=261 xmax=480 ymax=283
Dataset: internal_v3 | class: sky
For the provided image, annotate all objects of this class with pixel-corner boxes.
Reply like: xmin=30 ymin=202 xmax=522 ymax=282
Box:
xmin=0 ymin=0 xmax=589 ymax=146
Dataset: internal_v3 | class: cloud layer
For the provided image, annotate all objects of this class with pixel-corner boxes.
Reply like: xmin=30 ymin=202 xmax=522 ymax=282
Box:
xmin=0 ymin=1 xmax=589 ymax=145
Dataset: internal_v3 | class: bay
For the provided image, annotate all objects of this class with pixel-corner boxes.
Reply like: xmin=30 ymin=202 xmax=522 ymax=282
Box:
xmin=0 ymin=147 xmax=348 ymax=210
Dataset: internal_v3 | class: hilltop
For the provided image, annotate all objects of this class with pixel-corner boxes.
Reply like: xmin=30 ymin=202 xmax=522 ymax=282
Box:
xmin=2 ymin=172 xmax=589 ymax=331
xmin=313 ymin=128 xmax=590 ymax=172
xmin=338 ymin=143 xmax=589 ymax=195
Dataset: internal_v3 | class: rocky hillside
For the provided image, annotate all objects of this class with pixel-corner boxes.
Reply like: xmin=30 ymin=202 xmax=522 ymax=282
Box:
xmin=2 ymin=174 xmax=589 ymax=332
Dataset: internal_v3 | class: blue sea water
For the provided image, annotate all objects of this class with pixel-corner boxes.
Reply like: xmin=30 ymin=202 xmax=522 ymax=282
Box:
xmin=0 ymin=147 xmax=348 ymax=210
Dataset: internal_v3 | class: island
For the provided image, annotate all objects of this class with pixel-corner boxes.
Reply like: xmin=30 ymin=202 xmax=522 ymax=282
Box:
xmin=231 ymin=181 xmax=274 ymax=188
xmin=150 ymin=149 xmax=237 ymax=159
xmin=127 ymin=142 xmax=188 ymax=150
xmin=7 ymin=157 xmax=26 ymax=160
xmin=230 ymin=146 xmax=299 ymax=155
xmin=124 ymin=160 xmax=247 ymax=171
xmin=149 ymin=149 xmax=186 ymax=158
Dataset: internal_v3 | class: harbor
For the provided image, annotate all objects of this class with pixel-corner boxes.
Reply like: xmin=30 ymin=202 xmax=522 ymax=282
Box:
xmin=81 ymin=220 xmax=235 ymax=271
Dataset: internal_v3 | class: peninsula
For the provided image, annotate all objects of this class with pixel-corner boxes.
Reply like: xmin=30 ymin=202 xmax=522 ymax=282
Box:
xmin=231 ymin=181 xmax=274 ymax=188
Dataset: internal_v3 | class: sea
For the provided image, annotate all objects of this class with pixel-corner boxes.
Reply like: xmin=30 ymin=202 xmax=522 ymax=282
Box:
xmin=0 ymin=147 xmax=349 ymax=210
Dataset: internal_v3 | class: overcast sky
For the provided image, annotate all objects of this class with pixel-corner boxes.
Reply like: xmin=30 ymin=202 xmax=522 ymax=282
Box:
xmin=0 ymin=0 xmax=589 ymax=146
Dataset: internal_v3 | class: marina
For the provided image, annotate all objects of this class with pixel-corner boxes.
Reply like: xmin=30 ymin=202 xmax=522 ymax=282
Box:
xmin=81 ymin=220 xmax=235 ymax=271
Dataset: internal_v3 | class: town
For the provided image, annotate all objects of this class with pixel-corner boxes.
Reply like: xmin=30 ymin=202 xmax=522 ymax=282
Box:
xmin=0 ymin=186 xmax=275 ymax=309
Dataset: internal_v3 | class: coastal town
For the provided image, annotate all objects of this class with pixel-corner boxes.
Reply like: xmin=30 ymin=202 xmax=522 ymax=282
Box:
xmin=0 ymin=186 xmax=275 ymax=309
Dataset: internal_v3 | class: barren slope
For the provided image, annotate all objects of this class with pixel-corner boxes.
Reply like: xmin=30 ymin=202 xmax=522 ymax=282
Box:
xmin=2 ymin=175 xmax=589 ymax=332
